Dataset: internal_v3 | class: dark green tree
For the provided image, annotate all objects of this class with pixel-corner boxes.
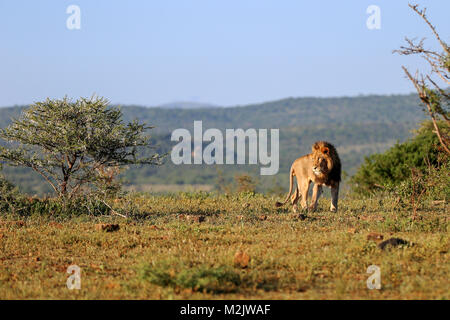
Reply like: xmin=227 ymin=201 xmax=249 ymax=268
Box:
xmin=0 ymin=96 xmax=163 ymax=198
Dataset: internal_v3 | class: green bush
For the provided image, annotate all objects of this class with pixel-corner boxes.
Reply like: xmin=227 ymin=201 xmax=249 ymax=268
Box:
xmin=0 ymin=173 xmax=20 ymax=213
xmin=0 ymin=191 xmax=126 ymax=219
xmin=140 ymin=262 xmax=242 ymax=293
xmin=351 ymin=121 xmax=446 ymax=195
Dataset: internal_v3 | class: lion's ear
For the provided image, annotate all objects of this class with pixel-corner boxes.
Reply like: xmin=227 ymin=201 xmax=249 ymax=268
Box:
xmin=321 ymin=147 xmax=329 ymax=155
xmin=313 ymin=143 xmax=320 ymax=151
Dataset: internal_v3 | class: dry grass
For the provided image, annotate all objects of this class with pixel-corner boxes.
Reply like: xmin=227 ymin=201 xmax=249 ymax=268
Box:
xmin=124 ymin=184 xmax=214 ymax=193
xmin=0 ymin=193 xmax=448 ymax=299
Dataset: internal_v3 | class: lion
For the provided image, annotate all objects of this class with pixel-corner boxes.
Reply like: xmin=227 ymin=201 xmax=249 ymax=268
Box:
xmin=275 ymin=141 xmax=341 ymax=213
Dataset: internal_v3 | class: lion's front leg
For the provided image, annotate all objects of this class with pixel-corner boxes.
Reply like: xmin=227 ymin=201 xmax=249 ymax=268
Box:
xmin=330 ymin=183 xmax=339 ymax=212
xmin=309 ymin=183 xmax=323 ymax=212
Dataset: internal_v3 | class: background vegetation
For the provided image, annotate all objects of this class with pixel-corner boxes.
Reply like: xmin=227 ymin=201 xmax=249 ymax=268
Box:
xmin=0 ymin=93 xmax=425 ymax=195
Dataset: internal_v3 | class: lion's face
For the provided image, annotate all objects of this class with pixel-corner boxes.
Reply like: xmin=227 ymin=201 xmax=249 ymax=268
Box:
xmin=312 ymin=146 xmax=333 ymax=176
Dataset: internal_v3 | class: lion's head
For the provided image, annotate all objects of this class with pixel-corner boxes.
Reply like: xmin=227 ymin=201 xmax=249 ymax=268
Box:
xmin=311 ymin=141 xmax=341 ymax=183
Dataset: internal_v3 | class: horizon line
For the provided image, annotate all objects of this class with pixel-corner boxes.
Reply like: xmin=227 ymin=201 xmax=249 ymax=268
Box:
xmin=0 ymin=91 xmax=417 ymax=110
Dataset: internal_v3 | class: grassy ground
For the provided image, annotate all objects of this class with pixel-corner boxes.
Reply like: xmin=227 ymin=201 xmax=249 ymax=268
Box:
xmin=0 ymin=192 xmax=448 ymax=299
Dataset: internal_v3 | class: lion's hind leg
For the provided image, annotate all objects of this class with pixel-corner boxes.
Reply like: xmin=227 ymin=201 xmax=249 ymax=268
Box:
xmin=291 ymin=186 xmax=300 ymax=213
xmin=330 ymin=183 xmax=339 ymax=212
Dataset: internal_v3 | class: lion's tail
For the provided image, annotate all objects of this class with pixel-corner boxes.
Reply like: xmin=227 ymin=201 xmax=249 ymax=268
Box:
xmin=275 ymin=166 xmax=295 ymax=207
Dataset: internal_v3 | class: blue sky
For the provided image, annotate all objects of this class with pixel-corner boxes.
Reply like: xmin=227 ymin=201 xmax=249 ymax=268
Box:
xmin=1 ymin=0 xmax=449 ymax=107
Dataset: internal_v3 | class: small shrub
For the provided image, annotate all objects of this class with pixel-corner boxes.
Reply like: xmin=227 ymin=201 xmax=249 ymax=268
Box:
xmin=389 ymin=157 xmax=449 ymax=203
xmin=140 ymin=262 xmax=241 ymax=293
xmin=176 ymin=266 xmax=241 ymax=293
xmin=235 ymin=174 xmax=257 ymax=193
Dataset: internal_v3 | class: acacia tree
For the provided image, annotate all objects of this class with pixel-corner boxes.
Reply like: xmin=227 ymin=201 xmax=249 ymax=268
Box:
xmin=0 ymin=96 xmax=164 ymax=198
xmin=395 ymin=4 xmax=449 ymax=155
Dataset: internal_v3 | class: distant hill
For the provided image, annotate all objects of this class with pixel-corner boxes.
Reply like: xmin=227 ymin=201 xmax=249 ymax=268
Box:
xmin=111 ymin=93 xmax=424 ymax=136
xmin=0 ymin=94 xmax=423 ymax=133
xmin=0 ymin=93 xmax=426 ymax=195
xmin=156 ymin=101 xmax=220 ymax=109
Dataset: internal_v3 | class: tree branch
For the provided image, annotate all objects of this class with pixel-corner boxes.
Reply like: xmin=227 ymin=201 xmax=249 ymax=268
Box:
xmin=402 ymin=66 xmax=450 ymax=155
xmin=408 ymin=4 xmax=449 ymax=55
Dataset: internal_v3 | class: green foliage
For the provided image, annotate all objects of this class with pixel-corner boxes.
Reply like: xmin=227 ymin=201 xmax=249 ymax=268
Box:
xmin=351 ymin=121 xmax=444 ymax=195
xmin=0 ymin=96 xmax=164 ymax=198
xmin=0 ymin=195 xmax=112 ymax=219
xmin=0 ymin=170 xmax=20 ymax=213
xmin=140 ymin=261 xmax=241 ymax=293
xmin=423 ymin=86 xmax=449 ymax=118
xmin=389 ymin=158 xmax=450 ymax=202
